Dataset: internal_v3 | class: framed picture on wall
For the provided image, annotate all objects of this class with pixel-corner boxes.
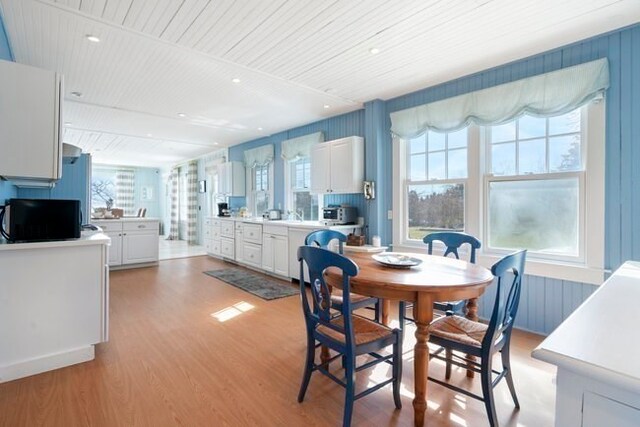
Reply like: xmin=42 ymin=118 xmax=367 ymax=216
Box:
xmin=198 ymin=180 xmax=207 ymax=193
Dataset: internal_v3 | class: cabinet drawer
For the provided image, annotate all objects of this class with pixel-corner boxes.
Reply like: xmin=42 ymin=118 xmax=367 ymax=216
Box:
xmin=212 ymin=225 xmax=221 ymax=239
xmin=243 ymin=224 xmax=263 ymax=244
xmin=212 ymin=239 xmax=221 ymax=256
xmin=243 ymin=243 xmax=262 ymax=267
xmin=94 ymin=221 xmax=122 ymax=232
xmin=123 ymin=220 xmax=158 ymax=233
xmin=263 ymin=224 xmax=288 ymax=237
xmin=235 ymin=221 xmax=243 ymax=230
xmin=221 ymin=237 xmax=235 ymax=258
xmin=204 ymin=239 xmax=213 ymax=253
xmin=220 ymin=220 xmax=235 ymax=238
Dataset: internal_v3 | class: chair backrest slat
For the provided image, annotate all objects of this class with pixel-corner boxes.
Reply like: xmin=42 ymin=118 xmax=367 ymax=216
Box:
xmin=305 ymin=230 xmax=347 ymax=254
xmin=482 ymin=250 xmax=527 ymax=348
xmin=423 ymin=232 xmax=481 ymax=264
xmin=298 ymin=246 xmax=359 ymax=347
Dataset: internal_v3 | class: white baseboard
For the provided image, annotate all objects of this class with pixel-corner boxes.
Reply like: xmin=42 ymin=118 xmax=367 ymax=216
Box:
xmin=0 ymin=345 xmax=95 ymax=383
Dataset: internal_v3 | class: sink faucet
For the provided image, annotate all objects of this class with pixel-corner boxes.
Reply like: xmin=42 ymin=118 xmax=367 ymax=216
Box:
xmin=289 ymin=209 xmax=304 ymax=221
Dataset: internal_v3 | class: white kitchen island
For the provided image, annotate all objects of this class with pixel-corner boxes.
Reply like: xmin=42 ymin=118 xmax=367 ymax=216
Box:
xmin=0 ymin=233 xmax=110 ymax=383
xmin=532 ymin=261 xmax=640 ymax=426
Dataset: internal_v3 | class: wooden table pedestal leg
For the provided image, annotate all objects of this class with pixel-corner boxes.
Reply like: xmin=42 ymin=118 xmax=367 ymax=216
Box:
xmin=465 ymin=297 xmax=479 ymax=378
xmin=381 ymin=298 xmax=391 ymax=326
xmin=413 ymin=293 xmax=433 ymax=427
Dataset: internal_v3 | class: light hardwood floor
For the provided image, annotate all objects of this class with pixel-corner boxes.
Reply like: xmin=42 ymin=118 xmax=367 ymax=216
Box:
xmin=0 ymin=256 xmax=556 ymax=426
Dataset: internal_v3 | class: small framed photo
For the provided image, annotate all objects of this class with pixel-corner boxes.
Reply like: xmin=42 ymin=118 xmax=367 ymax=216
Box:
xmin=198 ymin=180 xmax=207 ymax=193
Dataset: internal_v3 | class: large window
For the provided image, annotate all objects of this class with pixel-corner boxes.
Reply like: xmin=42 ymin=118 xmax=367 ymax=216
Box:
xmin=250 ymin=164 xmax=272 ymax=215
xmin=406 ymin=129 xmax=468 ymax=240
xmin=286 ymin=157 xmax=319 ymax=220
xmin=393 ymin=102 xmax=605 ymax=282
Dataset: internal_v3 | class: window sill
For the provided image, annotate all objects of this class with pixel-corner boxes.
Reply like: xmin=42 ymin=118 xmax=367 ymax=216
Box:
xmin=392 ymin=242 xmax=606 ymax=285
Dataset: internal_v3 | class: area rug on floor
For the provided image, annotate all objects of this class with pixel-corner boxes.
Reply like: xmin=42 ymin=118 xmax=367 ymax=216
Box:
xmin=204 ymin=268 xmax=299 ymax=301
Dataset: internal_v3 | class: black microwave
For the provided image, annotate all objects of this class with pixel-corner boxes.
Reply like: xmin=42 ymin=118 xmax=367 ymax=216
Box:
xmin=2 ymin=199 xmax=81 ymax=242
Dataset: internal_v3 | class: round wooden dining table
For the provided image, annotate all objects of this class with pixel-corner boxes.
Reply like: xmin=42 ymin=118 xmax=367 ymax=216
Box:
xmin=324 ymin=252 xmax=494 ymax=427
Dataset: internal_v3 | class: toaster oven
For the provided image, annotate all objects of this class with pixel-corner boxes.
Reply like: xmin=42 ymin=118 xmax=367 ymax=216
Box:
xmin=322 ymin=206 xmax=357 ymax=225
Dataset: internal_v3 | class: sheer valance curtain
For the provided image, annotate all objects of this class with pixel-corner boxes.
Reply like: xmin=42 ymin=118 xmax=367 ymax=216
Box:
xmin=203 ymin=149 xmax=227 ymax=176
xmin=281 ymin=132 xmax=324 ymax=161
xmin=243 ymin=144 xmax=274 ymax=168
xmin=390 ymin=58 xmax=610 ymax=138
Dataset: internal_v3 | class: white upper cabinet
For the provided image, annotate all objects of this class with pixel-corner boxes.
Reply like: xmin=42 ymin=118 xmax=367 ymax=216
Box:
xmin=0 ymin=59 xmax=63 ymax=182
xmin=218 ymin=161 xmax=245 ymax=197
xmin=310 ymin=136 xmax=364 ymax=194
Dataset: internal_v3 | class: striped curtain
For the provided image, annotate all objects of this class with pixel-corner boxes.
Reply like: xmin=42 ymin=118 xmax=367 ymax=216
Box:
xmin=115 ymin=169 xmax=135 ymax=216
xmin=187 ymin=161 xmax=198 ymax=245
xmin=167 ymin=168 xmax=179 ymax=240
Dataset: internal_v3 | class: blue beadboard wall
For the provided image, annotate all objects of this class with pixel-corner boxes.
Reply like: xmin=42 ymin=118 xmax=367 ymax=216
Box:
xmin=0 ymin=12 xmax=16 ymax=203
xmin=228 ymin=110 xmax=366 ymax=213
xmin=383 ymin=23 xmax=640 ymax=334
xmin=17 ymin=154 xmax=92 ymax=221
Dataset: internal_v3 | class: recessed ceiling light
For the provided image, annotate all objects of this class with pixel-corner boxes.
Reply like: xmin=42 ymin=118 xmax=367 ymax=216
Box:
xmin=177 ymin=113 xmax=186 ymax=117
xmin=213 ymin=142 xmax=219 ymax=145
xmin=323 ymin=104 xmax=330 ymax=109
xmin=64 ymin=122 xmax=72 ymax=126
xmin=369 ymin=47 xmax=380 ymax=55
xmin=231 ymin=78 xmax=241 ymax=83
xmin=257 ymin=127 xmax=263 ymax=131
xmin=86 ymin=35 xmax=101 ymax=43
xmin=70 ymin=91 xmax=83 ymax=98
xmin=146 ymin=133 xmax=153 ymax=137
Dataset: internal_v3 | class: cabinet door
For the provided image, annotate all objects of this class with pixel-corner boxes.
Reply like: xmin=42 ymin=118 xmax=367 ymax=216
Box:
xmin=273 ymin=235 xmax=289 ymax=277
xmin=262 ymin=234 xmax=275 ymax=272
xmin=220 ymin=237 xmax=235 ymax=258
xmin=310 ymin=143 xmax=331 ymax=194
xmin=122 ymin=231 xmax=159 ymax=265
xmin=288 ymin=228 xmax=311 ymax=280
xmin=218 ymin=163 xmax=230 ymax=195
xmin=235 ymin=230 xmax=244 ymax=262
xmin=0 ymin=60 xmax=61 ymax=180
xmin=212 ymin=239 xmax=222 ymax=256
xmin=106 ymin=231 xmax=122 ymax=266
xmin=330 ymin=139 xmax=356 ymax=193
xmin=243 ymin=243 xmax=262 ymax=268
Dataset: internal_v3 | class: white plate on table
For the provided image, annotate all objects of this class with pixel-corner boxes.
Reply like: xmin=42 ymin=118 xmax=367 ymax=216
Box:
xmin=372 ymin=252 xmax=422 ymax=268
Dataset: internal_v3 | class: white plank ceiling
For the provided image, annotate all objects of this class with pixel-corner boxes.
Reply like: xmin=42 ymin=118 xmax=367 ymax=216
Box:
xmin=1 ymin=0 xmax=638 ymax=167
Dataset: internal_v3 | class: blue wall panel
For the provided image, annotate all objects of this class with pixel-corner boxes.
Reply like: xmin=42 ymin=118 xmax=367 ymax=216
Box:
xmin=0 ymin=12 xmax=16 ymax=202
xmin=17 ymin=154 xmax=92 ymax=221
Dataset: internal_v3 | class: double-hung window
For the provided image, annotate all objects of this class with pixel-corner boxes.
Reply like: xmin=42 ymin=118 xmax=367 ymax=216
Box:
xmin=251 ymin=164 xmax=271 ymax=215
xmin=286 ymin=157 xmax=319 ymax=220
xmin=486 ymin=111 xmax=583 ymax=260
xmin=406 ymin=128 xmax=468 ymax=240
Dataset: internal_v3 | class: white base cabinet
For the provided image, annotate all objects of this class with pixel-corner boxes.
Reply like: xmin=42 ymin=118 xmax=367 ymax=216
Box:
xmin=262 ymin=226 xmax=289 ymax=278
xmin=93 ymin=219 xmax=159 ymax=269
xmin=0 ymin=234 xmax=110 ymax=383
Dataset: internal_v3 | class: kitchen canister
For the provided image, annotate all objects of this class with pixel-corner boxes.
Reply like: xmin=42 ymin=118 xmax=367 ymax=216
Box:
xmin=372 ymin=235 xmax=381 ymax=247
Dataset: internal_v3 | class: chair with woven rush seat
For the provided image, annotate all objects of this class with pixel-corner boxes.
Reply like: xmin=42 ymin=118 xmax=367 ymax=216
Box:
xmin=398 ymin=231 xmax=481 ymax=331
xmin=297 ymin=246 xmax=403 ymax=427
xmin=428 ymin=250 xmax=527 ymax=427
xmin=305 ymin=230 xmax=380 ymax=321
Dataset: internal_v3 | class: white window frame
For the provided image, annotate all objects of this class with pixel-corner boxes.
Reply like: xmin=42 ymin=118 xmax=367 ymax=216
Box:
xmin=284 ymin=157 xmax=321 ymax=221
xmin=247 ymin=163 xmax=274 ymax=215
xmin=393 ymin=101 xmax=606 ymax=284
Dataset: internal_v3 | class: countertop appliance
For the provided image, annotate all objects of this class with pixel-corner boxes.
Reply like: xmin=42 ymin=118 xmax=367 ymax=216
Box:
xmin=217 ymin=202 xmax=230 ymax=217
xmin=268 ymin=209 xmax=282 ymax=220
xmin=2 ymin=198 xmax=81 ymax=242
xmin=322 ymin=206 xmax=357 ymax=225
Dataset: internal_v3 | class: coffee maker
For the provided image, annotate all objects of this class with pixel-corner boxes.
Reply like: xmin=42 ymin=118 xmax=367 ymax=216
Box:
xmin=217 ymin=202 xmax=230 ymax=217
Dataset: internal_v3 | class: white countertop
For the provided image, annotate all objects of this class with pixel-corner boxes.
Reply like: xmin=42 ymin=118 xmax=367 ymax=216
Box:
xmin=0 ymin=232 xmax=111 ymax=252
xmin=92 ymin=217 xmax=159 ymax=222
xmin=213 ymin=216 xmax=362 ymax=230
xmin=532 ymin=261 xmax=640 ymax=394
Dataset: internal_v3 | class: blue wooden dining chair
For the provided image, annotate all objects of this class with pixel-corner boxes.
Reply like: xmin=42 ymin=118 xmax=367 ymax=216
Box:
xmin=305 ymin=230 xmax=380 ymax=321
xmin=398 ymin=231 xmax=481 ymax=330
xmin=427 ymin=250 xmax=527 ymax=427
xmin=297 ymin=246 xmax=403 ymax=427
